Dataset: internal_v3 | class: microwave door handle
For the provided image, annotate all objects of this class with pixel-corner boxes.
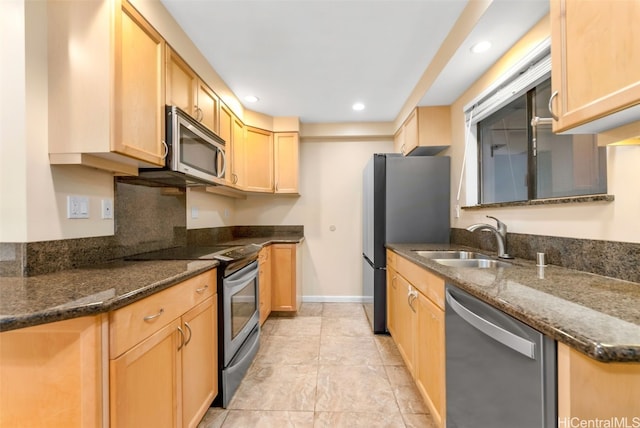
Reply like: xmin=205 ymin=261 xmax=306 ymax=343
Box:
xmin=218 ymin=149 xmax=227 ymax=179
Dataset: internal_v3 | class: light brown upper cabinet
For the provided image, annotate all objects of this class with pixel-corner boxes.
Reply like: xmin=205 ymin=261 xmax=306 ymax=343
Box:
xmin=166 ymin=47 xmax=219 ymax=134
xmin=274 ymin=132 xmax=300 ymax=194
xmin=244 ymin=126 xmax=274 ymax=193
xmin=48 ymin=0 xmax=166 ymax=174
xmin=231 ymin=115 xmax=246 ymax=188
xmin=550 ymin=0 xmax=640 ymax=133
xmin=394 ymin=107 xmax=451 ymax=156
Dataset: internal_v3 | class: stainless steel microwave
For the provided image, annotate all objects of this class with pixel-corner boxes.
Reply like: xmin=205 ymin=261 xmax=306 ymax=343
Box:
xmin=165 ymin=105 xmax=226 ymax=185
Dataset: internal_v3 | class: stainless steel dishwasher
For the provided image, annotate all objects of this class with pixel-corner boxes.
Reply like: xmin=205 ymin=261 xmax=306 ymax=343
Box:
xmin=445 ymin=283 xmax=556 ymax=428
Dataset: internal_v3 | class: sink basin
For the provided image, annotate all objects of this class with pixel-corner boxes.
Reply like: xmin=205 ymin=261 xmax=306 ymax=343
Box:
xmin=413 ymin=250 xmax=491 ymax=260
xmin=432 ymin=258 xmax=512 ymax=268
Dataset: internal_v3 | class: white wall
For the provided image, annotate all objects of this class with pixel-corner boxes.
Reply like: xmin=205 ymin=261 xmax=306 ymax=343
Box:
xmin=449 ymin=16 xmax=640 ymax=244
xmin=235 ymin=138 xmax=393 ymax=300
xmin=0 ymin=0 xmax=115 ymax=243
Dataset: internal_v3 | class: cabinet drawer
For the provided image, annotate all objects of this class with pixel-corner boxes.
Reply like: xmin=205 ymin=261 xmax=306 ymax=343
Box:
xmin=396 ymin=256 xmax=444 ymax=310
xmin=110 ymin=269 xmax=216 ymax=358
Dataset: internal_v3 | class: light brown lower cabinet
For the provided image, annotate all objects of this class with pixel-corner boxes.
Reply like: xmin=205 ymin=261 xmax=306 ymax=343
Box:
xmin=0 ymin=315 xmax=106 ymax=427
xmin=259 ymin=245 xmax=272 ymax=325
xmin=415 ymin=292 xmax=445 ymax=427
xmin=557 ymin=342 xmax=640 ymax=421
xmin=181 ymin=297 xmax=218 ymax=428
xmin=110 ymin=318 xmax=182 ymax=427
xmin=110 ymin=270 xmax=218 ymax=428
xmin=386 ymin=250 xmax=445 ymax=427
xmin=271 ymin=243 xmax=302 ymax=312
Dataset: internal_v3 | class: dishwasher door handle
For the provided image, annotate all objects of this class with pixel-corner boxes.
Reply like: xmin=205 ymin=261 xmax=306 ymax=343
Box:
xmin=446 ymin=289 xmax=536 ymax=359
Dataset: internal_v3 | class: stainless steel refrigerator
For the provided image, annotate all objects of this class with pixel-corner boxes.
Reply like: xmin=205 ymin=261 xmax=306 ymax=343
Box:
xmin=362 ymin=154 xmax=450 ymax=333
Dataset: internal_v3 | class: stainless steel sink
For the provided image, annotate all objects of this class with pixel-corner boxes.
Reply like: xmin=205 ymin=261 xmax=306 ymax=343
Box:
xmin=413 ymin=250 xmax=491 ymax=260
xmin=432 ymin=258 xmax=512 ymax=268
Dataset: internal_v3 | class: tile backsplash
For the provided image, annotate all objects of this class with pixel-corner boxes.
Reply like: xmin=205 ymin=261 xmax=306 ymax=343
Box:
xmin=451 ymin=228 xmax=640 ymax=283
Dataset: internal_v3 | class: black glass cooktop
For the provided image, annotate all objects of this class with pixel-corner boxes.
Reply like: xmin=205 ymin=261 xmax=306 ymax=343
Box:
xmin=126 ymin=244 xmax=261 ymax=262
xmin=126 ymin=246 xmax=231 ymax=261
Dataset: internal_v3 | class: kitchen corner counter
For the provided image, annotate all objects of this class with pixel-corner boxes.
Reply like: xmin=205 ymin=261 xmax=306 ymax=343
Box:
xmin=0 ymin=233 xmax=305 ymax=333
xmin=0 ymin=259 xmax=218 ymax=332
xmin=387 ymin=243 xmax=640 ymax=363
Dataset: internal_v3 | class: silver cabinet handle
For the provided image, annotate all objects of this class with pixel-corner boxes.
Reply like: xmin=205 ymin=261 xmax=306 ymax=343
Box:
xmin=177 ymin=326 xmax=186 ymax=351
xmin=143 ymin=308 xmax=164 ymax=322
xmin=196 ymin=285 xmax=209 ymax=294
xmin=548 ymin=90 xmax=559 ymax=121
xmin=184 ymin=322 xmax=193 ymax=346
xmin=161 ymin=140 xmax=168 ymax=160
xmin=407 ymin=287 xmax=417 ymax=313
xmin=446 ymin=289 xmax=535 ymax=359
xmin=217 ymin=149 xmax=227 ymax=179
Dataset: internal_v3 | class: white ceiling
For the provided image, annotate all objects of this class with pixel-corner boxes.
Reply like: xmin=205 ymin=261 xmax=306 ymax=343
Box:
xmin=160 ymin=0 xmax=549 ymax=124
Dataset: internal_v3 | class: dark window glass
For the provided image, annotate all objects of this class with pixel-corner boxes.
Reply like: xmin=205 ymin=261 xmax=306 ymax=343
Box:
xmin=478 ymin=78 xmax=606 ymax=204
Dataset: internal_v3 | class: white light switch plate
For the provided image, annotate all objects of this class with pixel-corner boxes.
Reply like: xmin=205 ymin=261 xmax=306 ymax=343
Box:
xmin=67 ymin=196 xmax=89 ymax=219
xmin=101 ymin=199 xmax=113 ymax=219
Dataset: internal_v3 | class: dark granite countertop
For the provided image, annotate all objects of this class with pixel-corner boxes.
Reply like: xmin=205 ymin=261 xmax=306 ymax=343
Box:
xmin=0 ymin=235 xmax=304 ymax=332
xmin=387 ymin=243 xmax=640 ymax=363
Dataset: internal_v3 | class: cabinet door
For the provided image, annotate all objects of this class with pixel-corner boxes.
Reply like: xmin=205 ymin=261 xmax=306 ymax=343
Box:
xmin=244 ymin=127 xmax=274 ymax=192
xmin=393 ymin=274 xmax=415 ymax=374
xmin=558 ymin=343 xmax=640 ymax=421
xmin=271 ymin=244 xmax=297 ymax=311
xmin=550 ymin=0 xmax=640 ymax=133
xmin=259 ymin=246 xmax=272 ymax=325
xmin=182 ymin=296 xmax=217 ymax=428
xmin=0 ymin=316 xmax=104 ymax=428
xmin=416 ymin=292 xmax=445 ymax=427
xmin=386 ymin=266 xmax=398 ymax=337
xmin=393 ymin=125 xmax=405 ymax=154
xmin=274 ymin=133 xmax=299 ymax=194
xmin=219 ymin=104 xmax=236 ymax=186
xmin=114 ymin=0 xmax=165 ymax=166
xmin=197 ymin=81 xmax=219 ymax=134
xmin=402 ymin=109 xmax=419 ymax=155
xmin=231 ymin=116 xmax=245 ymax=188
xmin=166 ymin=47 xmax=197 ymax=117
xmin=110 ymin=318 xmax=181 ymax=428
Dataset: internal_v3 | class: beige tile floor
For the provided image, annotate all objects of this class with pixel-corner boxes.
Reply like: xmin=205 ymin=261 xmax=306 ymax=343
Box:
xmin=198 ymin=303 xmax=437 ymax=428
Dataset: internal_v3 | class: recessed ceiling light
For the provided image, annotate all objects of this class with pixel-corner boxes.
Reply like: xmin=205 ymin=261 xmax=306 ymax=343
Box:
xmin=352 ymin=102 xmax=365 ymax=111
xmin=244 ymin=95 xmax=259 ymax=103
xmin=470 ymin=41 xmax=492 ymax=54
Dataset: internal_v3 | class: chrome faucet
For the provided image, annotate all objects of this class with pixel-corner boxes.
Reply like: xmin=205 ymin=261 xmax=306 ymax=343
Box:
xmin=467 ymin=216 xmax=513 ymax=259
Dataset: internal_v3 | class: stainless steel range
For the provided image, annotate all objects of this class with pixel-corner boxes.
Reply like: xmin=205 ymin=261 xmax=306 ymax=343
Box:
xmin=127 ymin=244 xmax=261 ymax=408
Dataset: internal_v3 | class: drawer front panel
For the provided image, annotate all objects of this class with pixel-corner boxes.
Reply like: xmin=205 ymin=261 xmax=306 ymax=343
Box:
xmin=110 ymin=269 xmax=216 ymax=358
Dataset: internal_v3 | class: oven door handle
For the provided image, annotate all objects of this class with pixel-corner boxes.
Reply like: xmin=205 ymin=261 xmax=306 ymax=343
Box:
xmin=224 ymin=262 xmax=259 ymax=291
xmin=446 ymin=289 xmax=536 ymax=359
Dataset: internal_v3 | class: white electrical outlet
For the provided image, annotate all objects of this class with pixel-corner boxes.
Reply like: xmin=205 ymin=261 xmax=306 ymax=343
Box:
xmin=224 ymin=208 xmax=230 ymax=218
xmin=191 ymin=206 xmax=199 ymax=219
xmin=101 ymin=199 xmax=113 ymax=219
xmin=455 ymin=204 xmax=461 ymax=218
xmin=67 ymin=196 xmax=89 ymax=219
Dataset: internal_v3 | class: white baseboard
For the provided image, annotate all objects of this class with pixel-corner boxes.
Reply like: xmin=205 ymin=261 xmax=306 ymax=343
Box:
xmin=302 ymin=296 xmax=365 ymax=303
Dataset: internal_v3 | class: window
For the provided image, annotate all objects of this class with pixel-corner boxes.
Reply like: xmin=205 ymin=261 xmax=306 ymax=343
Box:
xmin=477 ymin=77 xmax=607 ymax=204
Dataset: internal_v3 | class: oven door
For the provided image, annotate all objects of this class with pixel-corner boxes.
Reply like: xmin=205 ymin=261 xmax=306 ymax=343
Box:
xmin=223 ymin=260 xmax=259 ymax=366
